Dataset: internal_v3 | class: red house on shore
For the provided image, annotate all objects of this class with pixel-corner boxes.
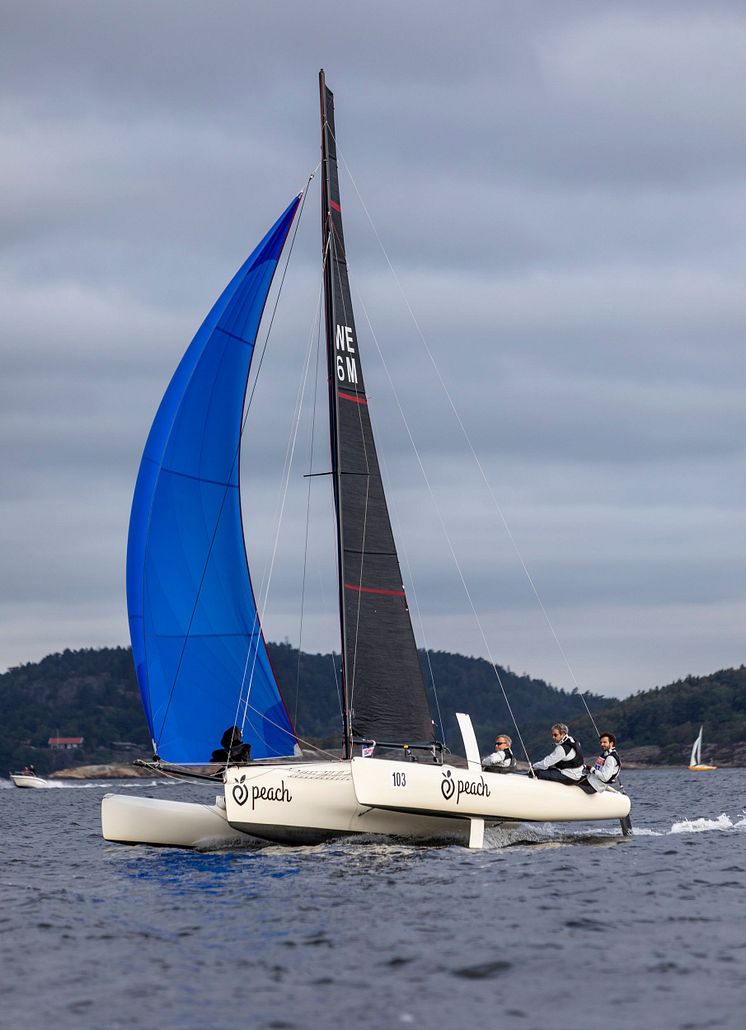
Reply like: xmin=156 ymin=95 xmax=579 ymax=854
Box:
xmin=48 ymin=736 xmax=84 ymax=750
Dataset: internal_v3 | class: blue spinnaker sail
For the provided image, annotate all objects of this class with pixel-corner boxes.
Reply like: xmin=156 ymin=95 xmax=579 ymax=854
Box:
xmin=127 ymin=197 xmax=301 ymax=763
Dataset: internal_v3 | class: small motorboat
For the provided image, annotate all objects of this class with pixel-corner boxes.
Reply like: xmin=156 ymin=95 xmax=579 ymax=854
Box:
xmin=10 ymin=771 xmax=49 ymax=789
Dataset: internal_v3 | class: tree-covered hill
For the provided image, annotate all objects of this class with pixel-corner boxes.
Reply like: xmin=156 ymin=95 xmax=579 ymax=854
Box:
xmin=2 ymin=646 xmax=744 ymax=772
xmin=0 ymin=647 xmax=149 ymax=774
xmin=1 ymin=643 xmax=606 ymax=772
xmin=418 ymin=649 xmax=607 ymax=759
xmin=268 ymin=641 xmax=610 ymax=759
xmin=569 ymin=666 xmax=746 ymax=766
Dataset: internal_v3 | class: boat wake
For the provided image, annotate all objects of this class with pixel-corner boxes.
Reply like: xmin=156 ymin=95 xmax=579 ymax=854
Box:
xmin=670 ymin=813 xmax=746 ymax=833
xmin=53 ymin=778 xmax=183 ymax=790
xmin=484 ymin=812 xmax=746 ymax=847
xmin=634 ymin=813 xmax=746 ymax=835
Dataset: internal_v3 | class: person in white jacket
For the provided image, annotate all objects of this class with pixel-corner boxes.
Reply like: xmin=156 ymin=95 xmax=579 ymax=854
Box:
xmin=532 ymin=723 xmax=585 ymax=784
xmin=482 ymin=734 xmax=516 ymax=773
xmin=580 ymin=733 xmax=621 ymax=793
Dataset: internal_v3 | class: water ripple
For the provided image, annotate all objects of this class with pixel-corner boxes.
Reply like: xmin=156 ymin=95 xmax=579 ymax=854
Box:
xmin=2 ymin=769 xmax=746 ymax=1029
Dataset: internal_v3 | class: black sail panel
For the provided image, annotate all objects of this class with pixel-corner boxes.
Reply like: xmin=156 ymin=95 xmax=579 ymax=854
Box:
xmin=319 ymin=71 xmax=435 ymax=753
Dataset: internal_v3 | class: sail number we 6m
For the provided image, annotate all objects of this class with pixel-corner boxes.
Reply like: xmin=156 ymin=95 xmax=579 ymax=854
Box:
xmin=336 ymin=324 xmax=359 ymax=385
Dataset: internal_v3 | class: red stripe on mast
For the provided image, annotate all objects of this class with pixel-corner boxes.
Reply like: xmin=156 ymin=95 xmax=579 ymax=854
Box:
xmin=339 ymin=390 xmax=368 ymax=405
xmin=344 ymin=582 xmax=406 ymax=597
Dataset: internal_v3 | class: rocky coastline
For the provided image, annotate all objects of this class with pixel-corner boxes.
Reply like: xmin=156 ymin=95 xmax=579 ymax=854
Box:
xmin=48 ymin=763 xmax=165 ymax=779
xmin=47 ymin=745 xmax=746 ymax=780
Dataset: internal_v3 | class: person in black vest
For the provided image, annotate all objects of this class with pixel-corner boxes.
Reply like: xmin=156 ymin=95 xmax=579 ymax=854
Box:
xmin=578 ymin=732 xmax=621 ymax=794
xmin=482 ymin=734 xmax=516 ymax=773
xmin=210 ymin=725 xmax=252 ymax=765
xmin=532 ymin=723 xmax=585 ymax=784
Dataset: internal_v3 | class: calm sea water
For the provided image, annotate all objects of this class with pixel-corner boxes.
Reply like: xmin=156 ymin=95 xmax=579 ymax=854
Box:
xmin=1 ymin=769 xmax=745 ymax=1029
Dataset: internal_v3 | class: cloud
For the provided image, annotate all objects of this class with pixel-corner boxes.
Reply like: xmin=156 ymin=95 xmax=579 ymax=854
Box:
xmin=1 ymin=1 xmax=745 ymax=697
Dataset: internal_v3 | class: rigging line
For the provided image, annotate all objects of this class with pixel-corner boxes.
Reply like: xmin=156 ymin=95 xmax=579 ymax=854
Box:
xmin=231 ymin=200 xmax=319 ymax=737
xmin=368 ymin=360 xmax=447 ymax=747
xmin=237 ymin=337 xmax=314 ymax=745
xmin=231 ymin=174 xmax=318 ymax=736
xmin=321 ymin=209 xmax=351 ymax=732
xmin=153 ymin=182 xmax=309 ymax=750
xmin=316 ymin=232 xmax=346 ymax=725
xmin=309 ymin=537 xmax=346 ymax=734
xmin=326 ymin=214 xmax=367 ymax=716
xmin=335 ymin=146 xmax=601 ymax=738
xmin=240 ymin=697 xmax=343 ymax=762
xmin=356 ymin=293 xmax=535 ymax=768
xmin=243 ymin=175 xmax=313 ymax=426
xmin=237 ymin=257 xmax=323 ymax=738
xmin=318 ymin=222 xmax=347 ymax=730
xmin=329 ymin=221 xmax=372 ymax=717
xmin=232 ymin=186 xmax=318 ymax=742
xmin=294 ymin=272 xmax=325 ymax=725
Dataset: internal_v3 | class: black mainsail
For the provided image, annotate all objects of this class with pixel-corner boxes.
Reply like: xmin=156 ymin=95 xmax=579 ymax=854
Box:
xmin=319 ymin=71 xmax=435 ymax=757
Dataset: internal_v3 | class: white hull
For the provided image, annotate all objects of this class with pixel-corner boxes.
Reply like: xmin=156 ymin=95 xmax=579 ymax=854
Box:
xmin=223 ymin=758 xmax=630 ymax=846
xmin=224 ymin=761 xmax=470 ymax=845
xmin=351 ymin=757 xmax=630 ymax=821
xmin=100 ymin=769 xmax=471 ymax=849
xmin=10 ymin=773 xmax=49 ymax=789
xmin=101 ymin=793 xmax=251 ymax=848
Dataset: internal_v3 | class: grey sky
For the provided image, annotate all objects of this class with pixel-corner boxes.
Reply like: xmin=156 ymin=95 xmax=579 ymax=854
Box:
xmin=2 ymin=1 xmax=745 ymax=697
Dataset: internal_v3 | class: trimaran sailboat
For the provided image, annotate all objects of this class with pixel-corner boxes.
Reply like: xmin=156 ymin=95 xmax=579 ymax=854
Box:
xmin=102 ymin=72 xmax=631 ymax=850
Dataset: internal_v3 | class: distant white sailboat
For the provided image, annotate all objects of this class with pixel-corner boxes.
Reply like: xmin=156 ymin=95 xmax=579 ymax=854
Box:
xmin=688 ymin=726 xmax=717 ymax=771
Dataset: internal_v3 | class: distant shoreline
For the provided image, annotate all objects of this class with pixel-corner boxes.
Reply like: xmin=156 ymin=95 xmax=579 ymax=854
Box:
xmin=48 ymin=763 xmax=166 ymax=780
xmin=46 ymin=759 xmax=744 ymax=779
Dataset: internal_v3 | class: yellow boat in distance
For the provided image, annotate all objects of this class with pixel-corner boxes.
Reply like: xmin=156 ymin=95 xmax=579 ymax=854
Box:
xmin=689 ymin=726 xmax=717 ymax=771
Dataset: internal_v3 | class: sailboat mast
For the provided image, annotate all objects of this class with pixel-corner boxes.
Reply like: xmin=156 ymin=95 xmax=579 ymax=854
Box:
xmin=318 ymin=70 xmax=436 ymax=756
xmin=320 ymin=69 xmax=353 ymax=758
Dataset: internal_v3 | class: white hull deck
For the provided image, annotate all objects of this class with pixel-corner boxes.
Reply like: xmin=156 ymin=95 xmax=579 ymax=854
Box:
xmin=222 ymin=757 xmax=630 ymax=848
xmin=224 ymin=761 xmax=471 ymax=846
xmin=10 ymin=773 xmax=49 ymax=789
xmin=351 ymin=757 xmax=631 ymax=822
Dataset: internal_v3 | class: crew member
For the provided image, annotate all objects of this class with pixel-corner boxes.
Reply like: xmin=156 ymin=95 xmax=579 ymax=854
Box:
xmin=482 ymin=734 xmax=516 ymax=773
xmin=579 ymin=732 xmax=621 ymax=794
xmin=532 ymin=723 xmax=585 ymax=785
xmin=210 ymin=725 xmax=252 ymax=765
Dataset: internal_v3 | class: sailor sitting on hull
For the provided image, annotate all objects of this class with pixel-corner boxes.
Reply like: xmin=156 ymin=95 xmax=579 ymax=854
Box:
xmin=578 ymin=733 xmax=621 ymax=794
xmin=532 ymin=723 xmax=585 ymax=785
xmin=482 ymin=734 xmax=516 ymax=773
